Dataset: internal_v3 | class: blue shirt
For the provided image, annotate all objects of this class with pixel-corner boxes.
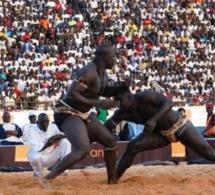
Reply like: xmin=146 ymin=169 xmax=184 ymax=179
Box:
xmin=127 ymin=122 xmax=144 ymax=140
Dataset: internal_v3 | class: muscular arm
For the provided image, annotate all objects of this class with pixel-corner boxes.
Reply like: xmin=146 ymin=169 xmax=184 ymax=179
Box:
xmin=66 ymin=81 xmax=99 ymax=107
xmin=64 ymin=65 xmax=119 ymax=110
xmin=65 ymin=66 xmax=100 ymax=107
xmin=139 ymin=91 xmax=174 ymax=135
xmin=104 ymin=109 xmax=132 ymax=133
xmin=141 ymin=90 xmax=174 ymax=122
xmin=102 ymin=77 xmax=131 ymax=97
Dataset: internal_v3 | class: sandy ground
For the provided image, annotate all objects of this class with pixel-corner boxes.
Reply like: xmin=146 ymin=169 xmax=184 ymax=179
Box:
xmin=0 ymin=164 xmax=215 ymax=195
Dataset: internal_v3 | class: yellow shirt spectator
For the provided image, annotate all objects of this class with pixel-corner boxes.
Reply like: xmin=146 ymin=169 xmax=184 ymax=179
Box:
xmin=129 ymin=23 xmax=137 ymax=34
xmin=42 ymin=58 xmax=53 ymax=66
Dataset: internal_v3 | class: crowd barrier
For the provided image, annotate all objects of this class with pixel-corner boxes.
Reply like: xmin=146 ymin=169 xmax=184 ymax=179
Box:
xmin=0 ymin=105 xmax=208 ymax=127
xmin=0 ymin=139 xmax=215 ymax=169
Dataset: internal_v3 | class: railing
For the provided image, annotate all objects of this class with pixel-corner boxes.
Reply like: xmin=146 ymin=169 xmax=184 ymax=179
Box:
xmin=0 ymin=99 xmax=55 ymax=111
xmin=0 ymin=97 xmax=213 ymax=111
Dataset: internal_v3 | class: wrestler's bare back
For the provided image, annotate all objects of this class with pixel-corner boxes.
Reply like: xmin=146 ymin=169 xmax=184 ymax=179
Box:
xmin=117 ymin=91 xmax=180 ymax=132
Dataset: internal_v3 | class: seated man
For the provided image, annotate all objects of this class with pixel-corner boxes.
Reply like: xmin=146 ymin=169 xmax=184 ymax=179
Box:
xmin=0 ymin=111 xmax=24 ymax=145
xmin=22 ymin=112 xmax=37 ymax=144
xmin=26 ymin=113 xmax=71 ymax=177
xmin=105 ymin=89 xmax=215 ymax=181
xmin=202 ymin=103 xmax=215 ymax=138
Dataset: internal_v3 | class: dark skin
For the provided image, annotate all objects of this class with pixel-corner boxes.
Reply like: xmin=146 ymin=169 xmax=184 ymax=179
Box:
xmin=105 ymin=90 xmax=215 ymax=181
xmin=37 ymin=113 xmax=64 ymax=151
xmin=202 ymin=106 xmax=215 ymax=135
xmin=41 ymin=44 xmax=130 ymax=187
xmin=2 ymin=111 xmax=19 ymax=137
xmin=29 ymin=115 xmax=37 ymax=124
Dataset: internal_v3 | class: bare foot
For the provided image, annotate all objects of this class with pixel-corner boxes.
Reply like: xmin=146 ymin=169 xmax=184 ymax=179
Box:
xmin=59 ymin=172 xmax=68 ymax=176
xmin=108 ymin=179 xmax=118 ymax=184
xmin=38 ymin=178 xmax=52 ymax=189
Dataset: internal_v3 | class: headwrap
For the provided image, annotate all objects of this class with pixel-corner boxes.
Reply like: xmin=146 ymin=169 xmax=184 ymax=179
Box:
xmin=206 ymin=103 xmax=214 ymax=109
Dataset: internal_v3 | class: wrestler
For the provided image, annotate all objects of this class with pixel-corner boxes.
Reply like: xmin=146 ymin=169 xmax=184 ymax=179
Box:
xmin=39 ymin=44 xmax=130 ymax=188
xmin=105 ymin=88 xmax=215 ymax=181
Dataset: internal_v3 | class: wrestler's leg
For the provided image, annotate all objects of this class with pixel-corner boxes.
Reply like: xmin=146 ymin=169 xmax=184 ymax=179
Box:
xmin=43 ymin=115 xmax=91 ymax=180
xmin=86 ymin=115 xmax=117 ymax=184
xmin=116 ymin=133 xmax=170 ymax=181
xmin=177 ymin=121 xmax=215 ymax=161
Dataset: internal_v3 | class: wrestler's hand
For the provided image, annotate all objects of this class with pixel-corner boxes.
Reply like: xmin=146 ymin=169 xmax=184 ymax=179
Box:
xmin=143 ymin=119 xmax=157 ymax=136
xmin=97 ymin=99 xmax=120 ymax=109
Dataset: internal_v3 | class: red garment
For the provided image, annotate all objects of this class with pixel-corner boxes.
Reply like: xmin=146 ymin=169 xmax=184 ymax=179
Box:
xmin=147 ymin=43 xmax=155 ymax=50
xmin=14 ymin=88 xmax=21 ymax=97
xmin=55 ymin=2 xmax=62 ymax=12
xmin=22 ymin=33 xmax=31 ymax=41
xmin=116 ymin=35 xmax=126 ymax=43
xmin=206 ymin=103 xmax=214 ymax=109
xmin=4 ymin=17 xmax=12 ymax=28
xmin=135 ymin=48 xmax=142 ymax=54
xmin=66 ymin=7 xmax=74 ymax=15
xmin=202 ymin=93 xmax=210 ymax=101
xmin=97 ymin=36 xmax=104 ymax=44
xmin=175 ymin=54 xmax=183 ymax=61
xmin=41 ymin=81 xmax=50 ymax=88
xmin=192 ymin=96 xmax=201 ymax=105
xmin=57 ymin=55 xmax=66 ymax=65
xmin=56 ymin=72 xmax=63 ymax=79
xmin=166 ymin=92 xmax=174 ymax=99
xmin=48 ymin=27 xmax=56 ymax=39
xmin=143 ymin=18 xmax=152 ymax=27
xmin=76 ymin=21 xmax=83 ymax=28
xmin=132 ymin=36 xmax=141 ymax=44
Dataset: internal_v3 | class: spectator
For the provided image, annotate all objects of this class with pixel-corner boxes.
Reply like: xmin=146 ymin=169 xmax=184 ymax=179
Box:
xmin=177 ymin=107 xmax=186 ymax=118
xmin=96 ymin=98 xmax=109 ymax=123
xmin=26 ymin=113 xmax=71 ymax=177
xmin=4 ymin=92 xmax=16 ymax=110
xmin=36 ymin=91 xmax=48 ymax=110
xmin=127 ymin=122 xmax=144 ymax=140
xmin=118 ymin=121 xmax=131 ymax=141
xmin=202 ymin=103 xmax=215 ymax=138
xmin=0 ymin=111 xmax=23 ymax=145
xmin=22 ymin=112 xmax=37 ymax=144
xmin=0 ymin=0 xmax=213 ymax=110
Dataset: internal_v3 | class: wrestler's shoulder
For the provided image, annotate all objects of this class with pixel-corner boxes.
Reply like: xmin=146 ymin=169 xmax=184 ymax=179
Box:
xmin=77 ymin=63 xmax=98 ymax=77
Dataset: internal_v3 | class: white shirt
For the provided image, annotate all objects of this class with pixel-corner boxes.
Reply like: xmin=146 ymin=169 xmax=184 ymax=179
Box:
xmin=22 ymin=123 xmax=36 ymax=144
xmin=4 ymin=96 xmax=15 ymax=107
xmin=27 ymin=123 xmax=63 ymax=155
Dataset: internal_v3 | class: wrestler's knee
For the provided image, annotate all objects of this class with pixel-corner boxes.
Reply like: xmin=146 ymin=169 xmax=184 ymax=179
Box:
xmin=73 ymin=147 xmax=90 ymax=159
xmin=201 ymin=147 xmax=215 ymax=161
xmin=105 ymin=134 xmax=117 ymax=149
xmin=126 ymin=141 xmax=138 ymax=155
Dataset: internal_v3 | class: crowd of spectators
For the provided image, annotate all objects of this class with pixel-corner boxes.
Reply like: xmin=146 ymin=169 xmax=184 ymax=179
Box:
xmin=0 ymin=0 xmax=214 ymax=110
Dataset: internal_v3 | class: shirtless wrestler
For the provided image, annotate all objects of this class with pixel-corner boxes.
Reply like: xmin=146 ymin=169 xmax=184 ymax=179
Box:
xmin=39 ymin=44 xmax=130 ymax=188
xmin=105 ymin=88 xmax=215 ymax=181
